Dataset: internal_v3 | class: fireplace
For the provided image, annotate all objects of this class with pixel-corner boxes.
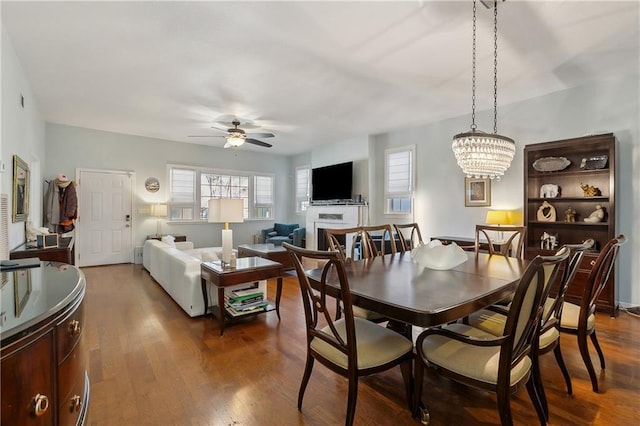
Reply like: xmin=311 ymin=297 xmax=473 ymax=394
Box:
xmin=305 ymin=205 xmax=369 ymax=250
xmin=317 ymin=228 xmax=345 ymax=251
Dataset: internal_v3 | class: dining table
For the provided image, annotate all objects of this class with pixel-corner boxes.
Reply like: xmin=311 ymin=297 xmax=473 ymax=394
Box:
xmin=305 ymin=251 xmax=529 ymax=328
xmin=305 ymin=250 xmax=530 ymax=423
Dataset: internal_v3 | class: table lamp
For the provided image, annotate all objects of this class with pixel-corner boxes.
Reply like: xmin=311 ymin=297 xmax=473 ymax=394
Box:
xmin=486 ymin=210 xmax=511 ymax=242
xmin=151 ymin=203 xmax=168 ymax=237
xmin=208 ymin=198 xmax=244 ymax=265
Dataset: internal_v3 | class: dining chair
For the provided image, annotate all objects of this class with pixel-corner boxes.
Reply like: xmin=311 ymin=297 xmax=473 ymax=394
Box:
xmin=474 ymin=224 xmax=526 ymax=258
xmin=324 ymin=226 xmax=373 ymax=262
xmin=361 ymin=224 xmax=396 ymax=256
xmin=324 ymin=227 xmax=386 ymax=322
xmin=414 ymin=248 xmax=570 ymax=426
xmin=282 ymin=243 xmax=414 ymax=426
xmin=468 ymin=239 xmax=594 ymax=419
xmin=393 ymin=223 xmax=424 ymax=252
xmin=559 ymin=234 xmax=626 ymax=393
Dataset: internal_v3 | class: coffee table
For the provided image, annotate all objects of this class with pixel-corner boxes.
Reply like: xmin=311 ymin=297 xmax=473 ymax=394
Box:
xmin=201 ymin=256 xmax=283 ymax=335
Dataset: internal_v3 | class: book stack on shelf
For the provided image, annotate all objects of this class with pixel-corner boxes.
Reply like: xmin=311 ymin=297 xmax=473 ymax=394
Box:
xmin=225 ymin=287 xmax=273 ymax=317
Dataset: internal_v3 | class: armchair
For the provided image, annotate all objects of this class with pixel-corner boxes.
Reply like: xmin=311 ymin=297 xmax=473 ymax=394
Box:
xmin=260 ymin=223 xmax=306 ymax=247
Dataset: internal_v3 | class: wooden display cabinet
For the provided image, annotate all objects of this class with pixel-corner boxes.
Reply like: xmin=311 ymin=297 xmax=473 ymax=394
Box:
xmin=523 ymin=133 xmax=617 ymax=316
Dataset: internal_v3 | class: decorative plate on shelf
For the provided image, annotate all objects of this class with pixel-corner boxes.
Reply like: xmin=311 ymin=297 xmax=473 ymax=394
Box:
xmin=580 ymin=155 xmax=608 ymax=170
xmin=532 ymin=156 xmax=571 ymax=172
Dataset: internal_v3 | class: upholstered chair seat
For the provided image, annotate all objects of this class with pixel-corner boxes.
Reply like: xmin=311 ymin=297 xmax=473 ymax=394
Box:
xmin=310 ymin=317 xmax=413 ymax=370
xmin=421 ymin=323 xmax=532 ymax=386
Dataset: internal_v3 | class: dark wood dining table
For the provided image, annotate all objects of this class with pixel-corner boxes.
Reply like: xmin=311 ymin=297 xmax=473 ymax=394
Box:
xmin=305 ymin=251 xmax=529 ymax=328
xmin=305 ymin=251 xmax=530 ymax=421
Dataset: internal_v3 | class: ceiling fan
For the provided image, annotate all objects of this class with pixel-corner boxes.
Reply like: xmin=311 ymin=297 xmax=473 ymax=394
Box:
xmin=189 ymin=119 xmax=274 ymax=148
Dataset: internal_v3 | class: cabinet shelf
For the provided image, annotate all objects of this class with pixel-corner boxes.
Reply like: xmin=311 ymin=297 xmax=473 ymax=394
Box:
xmin=527 ymin=196 xmax=608 ymax=203
xmin=527 ymin=220 xmax=608 ymax=226
xmin=524 ymin=133 xmax=616 ymax=316
xmin=528 ymin=168 xmax=609 ymax=178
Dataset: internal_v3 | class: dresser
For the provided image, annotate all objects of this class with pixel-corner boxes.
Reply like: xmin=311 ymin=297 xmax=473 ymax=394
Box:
xmin=1 ymin=262 xmax=89 ymax=425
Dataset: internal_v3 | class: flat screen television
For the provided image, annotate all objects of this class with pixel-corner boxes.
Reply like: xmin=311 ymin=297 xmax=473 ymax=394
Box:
xmin=311 ymin=161 xmax=353 ymax=202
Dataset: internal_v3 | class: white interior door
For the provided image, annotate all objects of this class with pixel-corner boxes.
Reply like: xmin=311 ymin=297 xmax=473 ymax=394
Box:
xmin=77 ymin=169 xmax=134 ymax=267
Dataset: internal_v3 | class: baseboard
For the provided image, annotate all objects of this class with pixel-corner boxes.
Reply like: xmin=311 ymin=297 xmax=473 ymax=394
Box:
xmin=626 ymin=306 xmax=640 ymax=316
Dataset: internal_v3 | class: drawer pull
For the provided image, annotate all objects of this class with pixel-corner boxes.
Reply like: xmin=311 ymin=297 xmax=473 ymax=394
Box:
xmin=590 ymin=260 xmax=596 ymax=266
xmin=33 ymin=394 xmax=49 ymax=416
xmin=69 ymin=319 xmax=81 ymax=336
xmin=70 ymin=395 xmax=82 ymax=411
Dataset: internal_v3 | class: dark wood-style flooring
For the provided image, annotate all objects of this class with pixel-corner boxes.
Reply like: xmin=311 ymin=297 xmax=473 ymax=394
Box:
xmin=83 ymin=264 xmax=640 ymax=425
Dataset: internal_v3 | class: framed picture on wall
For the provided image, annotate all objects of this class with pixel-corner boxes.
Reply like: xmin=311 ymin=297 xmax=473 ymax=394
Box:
xmin=12 ymin=155 xmax=29 ymax=223
xmin=464 ymin=177 xmax=491 ymax=207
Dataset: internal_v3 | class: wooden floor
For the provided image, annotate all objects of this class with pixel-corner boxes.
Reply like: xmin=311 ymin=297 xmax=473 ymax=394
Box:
xmin=83 ymin=264 xmax=640 ymax=425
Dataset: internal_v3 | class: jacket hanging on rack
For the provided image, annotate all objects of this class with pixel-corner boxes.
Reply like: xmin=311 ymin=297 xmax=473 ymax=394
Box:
xmin=57 ymin=177 xmax=77 ymax=233
xmin=44 ymin=180 xmax=60 ymax=233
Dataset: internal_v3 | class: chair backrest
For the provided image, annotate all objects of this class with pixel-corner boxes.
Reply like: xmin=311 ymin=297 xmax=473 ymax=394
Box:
xmin=393 ymin=223 xmax=424 ymax=252
xmin=544 ymin=239 xmax=595 ymax=325
xmin=361 ymin=224 xmax=396 ymax=256
xmin=324 ymin=227 xmax=373 ymax=262
xmin=502 ymin=248 xmax=569 ymax=367
xmin=475 ymin=225 xmax=526 ymax=258
xmin=580 ymin=235 xmax=626 ymax=320
xmin=283 ymin=243 xmax=357 ymax=362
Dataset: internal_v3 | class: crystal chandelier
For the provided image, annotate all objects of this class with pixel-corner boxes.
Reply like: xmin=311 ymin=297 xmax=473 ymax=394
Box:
xmin=452 ymin=0 xmax=515 ymax=180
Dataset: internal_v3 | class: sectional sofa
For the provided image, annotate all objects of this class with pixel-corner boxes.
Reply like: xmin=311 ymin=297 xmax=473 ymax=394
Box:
xmin=143 ymin=239 xmax=265 ymax=317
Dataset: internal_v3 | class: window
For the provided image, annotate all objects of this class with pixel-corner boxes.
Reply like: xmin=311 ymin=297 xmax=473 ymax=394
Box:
xmin=254 ymin=175 xmax=273 ymax=219
xmin=384 ymin=145 xmax=415 ymax=214
xmin=168 ymin=165 xmax=274 ymax=221
xmin=295 ymin=165 xmax=310 ymax=212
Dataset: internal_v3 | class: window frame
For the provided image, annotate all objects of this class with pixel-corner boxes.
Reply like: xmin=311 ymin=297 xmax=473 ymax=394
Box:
xmin=295 ymin=165 xmax=311 ymax=213
xmin=384 ymin=145 xmax=415 ymax=216
xmin=167 ymin=164 xmax=275 ymax=222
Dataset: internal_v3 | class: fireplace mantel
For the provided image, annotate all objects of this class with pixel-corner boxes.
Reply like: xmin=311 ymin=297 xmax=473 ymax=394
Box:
xmin=305 ymin=204 xmax=369 ymax=250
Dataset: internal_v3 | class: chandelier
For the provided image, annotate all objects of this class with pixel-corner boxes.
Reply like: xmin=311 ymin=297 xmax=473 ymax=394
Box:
xmin=452 ymin=0 xmax=515 ymax=180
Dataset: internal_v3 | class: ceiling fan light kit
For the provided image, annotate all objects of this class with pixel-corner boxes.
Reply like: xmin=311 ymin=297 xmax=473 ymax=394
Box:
xmin=452 ymin=0 xmax=515 ymax=180
xmin=189 ymin=119 xmax=274 ymax=149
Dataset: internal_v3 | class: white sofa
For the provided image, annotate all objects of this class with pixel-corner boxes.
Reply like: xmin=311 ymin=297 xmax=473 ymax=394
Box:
xmin=142 ymin=239 xmax=263 ymax=317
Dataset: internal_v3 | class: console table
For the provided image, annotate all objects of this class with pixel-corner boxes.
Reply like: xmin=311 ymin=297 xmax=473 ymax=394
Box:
xmin=10 ymin=236 xmax=75 ymax=265
xmin=431 ymin=236 xmax=510 ymax=254
xmin=1 ymin=262 xmax=89 ymax=425
xmin=146 ymin=234 xmax=187 ymax=242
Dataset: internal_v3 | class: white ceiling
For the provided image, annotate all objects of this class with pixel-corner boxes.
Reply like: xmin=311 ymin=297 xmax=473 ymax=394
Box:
xmin=2 ymin=1 xmax=639 ymax=155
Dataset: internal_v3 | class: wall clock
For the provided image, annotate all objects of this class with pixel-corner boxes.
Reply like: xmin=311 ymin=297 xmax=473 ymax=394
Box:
xmin=145 ymin=177 xmax=160 ymax=193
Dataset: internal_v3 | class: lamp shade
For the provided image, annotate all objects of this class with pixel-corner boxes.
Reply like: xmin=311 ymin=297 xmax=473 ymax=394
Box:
xmin=486 ymin=210 xmax=510 ymax=225
xmin=151 ymin=203 xmax=168 ymax=217
xmin=208 ymin=198 xmax=244 ymax=223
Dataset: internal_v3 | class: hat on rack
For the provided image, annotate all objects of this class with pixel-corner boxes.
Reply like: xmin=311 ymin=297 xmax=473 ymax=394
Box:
xmin=55 ymin=173 xmax=72 ymax=188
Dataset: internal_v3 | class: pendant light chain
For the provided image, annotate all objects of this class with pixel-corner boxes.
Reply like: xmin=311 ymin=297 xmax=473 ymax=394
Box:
xmin=493 ymin=0 xmax=498 ymax=134
xmin=451 ymin=0 xmax=516 ymax=180
xmin=471 ymin=0 xmax=477 ymax=131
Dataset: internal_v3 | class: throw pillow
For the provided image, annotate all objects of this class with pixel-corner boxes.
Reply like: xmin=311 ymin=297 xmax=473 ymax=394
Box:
xmin=161 ymin=235 xmax=176 ymax=248
xmin=200 ymin=251 xmax=219 ymax=262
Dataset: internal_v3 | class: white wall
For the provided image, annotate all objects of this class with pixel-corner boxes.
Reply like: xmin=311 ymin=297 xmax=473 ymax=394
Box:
xmin=1 ymin=25 xmax=46 ymax=252
xmin=369 ymin=76 xmax=639 ymax=307
xmin=44 ymin=123 xmax=292 ymax=249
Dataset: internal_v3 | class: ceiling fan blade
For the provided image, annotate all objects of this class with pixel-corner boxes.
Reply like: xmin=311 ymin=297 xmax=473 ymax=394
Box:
xmin=245 ymin=138 xmax=272 ymax=148
xmin=245 ymin=132 xmax=275 ymax=138
xmin=188 ymin=135 xmax=225 ymax=138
